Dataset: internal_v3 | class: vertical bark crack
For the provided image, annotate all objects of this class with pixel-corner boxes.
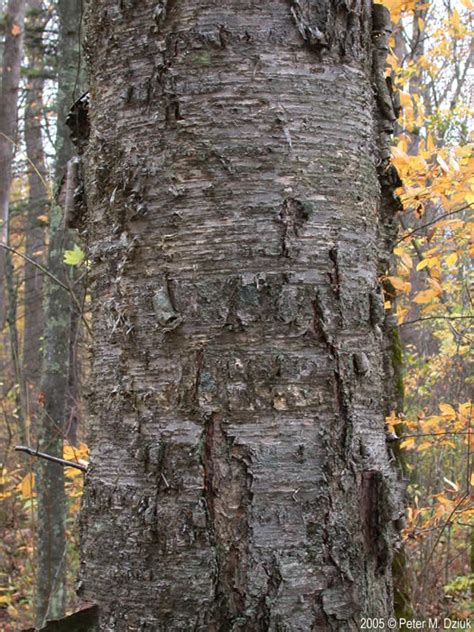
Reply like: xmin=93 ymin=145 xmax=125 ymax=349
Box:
xmin=360 ymin=470 xmax=391 ymax=573
xmin=278 ymin=198 xmax=310 ymax=258
xmin=255 ymin=555 xmax=282 ymax=629
xmin=202 ymin=413 xmax=252 ymax=626
xmin=313 ymin=288 xmax=352 ymax=455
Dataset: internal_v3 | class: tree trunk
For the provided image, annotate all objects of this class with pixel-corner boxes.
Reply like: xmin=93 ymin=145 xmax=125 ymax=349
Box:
xmin=23 ymin=0 xmax=47 ymax=422
xmin=0 ymin=0 xmax=25 ymax=327
xmin=35 ymin=0 xmax=83 ymax=624
xmin=80 ymin=1 xmax=404 ymax=629
xmin=36 ymin=214 xmax=69 ymax=629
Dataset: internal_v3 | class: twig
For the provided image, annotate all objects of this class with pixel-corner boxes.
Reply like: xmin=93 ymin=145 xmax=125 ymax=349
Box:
xmin=399 ymin=315 xmax=472 ymax=327
xmin=417 ymin=492 xmax=469 ymax=590
xmin=0 ymin=241 xmax=70 ymax=292
xmin=393 ymin=431 xmax=472 ymax=440
xmin=395 ymin=203 xmax=473 ymax=245
xmin=0 ymin=241 xmax=92 ymax=336
xmin=0 ymin=130 xmax=53 ymax=199
xmin=15 ymin=445 xmax=88 ymax=472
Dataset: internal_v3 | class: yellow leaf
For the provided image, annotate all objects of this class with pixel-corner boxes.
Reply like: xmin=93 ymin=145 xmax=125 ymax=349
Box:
xmin=63 ymin=244 xmax=85 ymax=266
xmin=441 ymin=440 xmax=456 ymax=449
xmin=399 ymin=91 xmax=412 ymax=108
xmin=386 ymin=411 xmax=406 ymax=433
xmin=423 ymin=415 xmax=443 ymax=430
xmin=386 ymin=53 xmax=400 ymax=69
xmin=436 ymin=154 xmax=450 ymax=173
xmin=400 ymin=437 xmax=416 ymax=450
xmin=417 ymin=441 xmax=432 ymax=452
xmin=416 ymin=259 xmax=430 ymax=271
xmin=421 ymin=303 xmax=442 ymax=316
xmin=386 ymin=411 xmax=398 ymax=433
xmin=63 ymin=442 xmax=89 ymax=462
xmin=392 ymin=145 xmax=408 ymax=160
xmin=426 ymin=257 xmax=440 ymax=270
xmin=427 ymin=277 xmax=442 ymax=292
xmin=413 ymin=289 xmax=439 ymax=304
xmin=37 ymin=214 xmax=49 ymax=222
xmin=11 ymin=22 xmax=21 ymax=36
xmin=397 ymin=306 xmax=409 ymax=324
xmin=17 ymin=473 xmax=35 ymax=498
xmin=426 ymin=133 xmax=436 ymax=154
xmin=416 ymin=257 xmax=439 ymax=270
xmin=459 ymin=402 xmax=472 ymax=416
xmin=386 ymin=276 xmax=411 ymax=294
xmin=394 ymin=247 xmax=413 ymax=270
xmin=439 ymin=403 xmax=456 ymax=418
xmin=445 ymin=252 xmax=458 ymax=266
xmin=451 ymin=8 xmax=461 ymax=31
xmin=0 ymin=594 xmax=12 ymax=604
xmin=437 ymin=495 xmax=453 ymax=510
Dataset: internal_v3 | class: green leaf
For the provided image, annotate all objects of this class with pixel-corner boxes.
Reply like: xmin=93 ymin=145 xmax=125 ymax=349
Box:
xmin=63 ymin=244 xmax=85 ymax=266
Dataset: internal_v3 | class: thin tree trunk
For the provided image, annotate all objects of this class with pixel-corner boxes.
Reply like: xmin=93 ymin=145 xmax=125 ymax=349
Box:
xmin=80 ymin=2 xmax=405 ymax=629
xmin=23 ymin=0 xmax=47 ymax=424
xmin=0 ymin=0 xmax=26 ymax=327
xmin=5 ymin=252 xmax=27 ymax=442
xmin=35 ymin=216 xmax=69 ymax=628
xmin=0 ymin=0 xmax=27 ymax=443
xmin=35 ymin=0 xmax=83 ymax=624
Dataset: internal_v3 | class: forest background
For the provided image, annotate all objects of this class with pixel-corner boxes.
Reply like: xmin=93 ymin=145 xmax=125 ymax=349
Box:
xmin=0 ymin=0 xmax=472 ymax=629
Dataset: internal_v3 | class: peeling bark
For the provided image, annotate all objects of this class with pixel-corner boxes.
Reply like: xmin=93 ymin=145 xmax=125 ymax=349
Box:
xmin=80 ymin=1 xmax=405 ymax=629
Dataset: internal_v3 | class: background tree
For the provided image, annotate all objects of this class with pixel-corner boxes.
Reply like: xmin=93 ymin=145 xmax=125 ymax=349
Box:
xmin=0 ymin=1 xmax=87 ymax=628
xmin=0 ymin=0 xmax=25 ymax=328
xmin=23 ymin=0 xmax=47 ymax=445
xmin=36 ymin=0 xmax=84 ymax=625
xmin=0 ymin=0 xmax=27 ymax=456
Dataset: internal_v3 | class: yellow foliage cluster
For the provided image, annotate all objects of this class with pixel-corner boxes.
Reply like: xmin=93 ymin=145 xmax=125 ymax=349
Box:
xmin=387 ymin=401 xmax=472 ymax=452
xmin=0 ymin=443 xmax=88 ymax=620
xmin=381 ymin=0 xmax=472 ymax=615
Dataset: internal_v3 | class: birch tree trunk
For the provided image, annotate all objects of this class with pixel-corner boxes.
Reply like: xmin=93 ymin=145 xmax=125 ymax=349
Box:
xmin=80 ymin=1 xmax=405 ymax=629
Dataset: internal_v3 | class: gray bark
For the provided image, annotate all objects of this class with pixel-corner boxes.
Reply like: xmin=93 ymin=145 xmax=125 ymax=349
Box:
xmin=79 ymin=1 xmax=405 ymax=629
xmin=0 ymin=0 xmax=26 ymax=326
xmin=23 ymin=0 xmax=47 ymax=420
xmin=36 ymin=0 xmax=83 ymax=625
